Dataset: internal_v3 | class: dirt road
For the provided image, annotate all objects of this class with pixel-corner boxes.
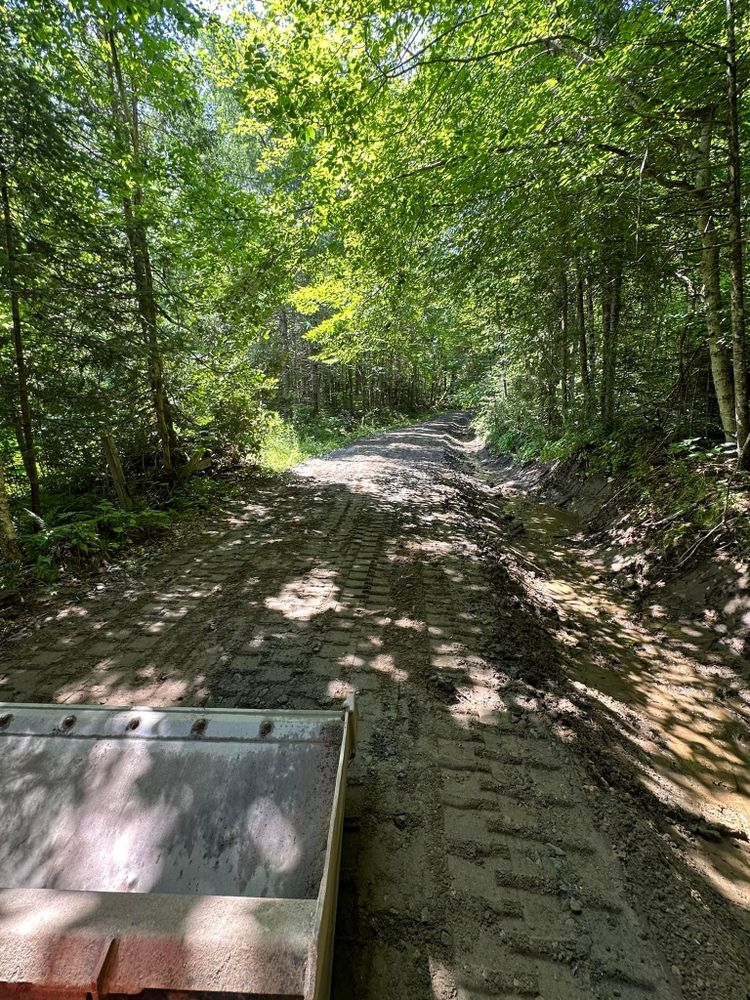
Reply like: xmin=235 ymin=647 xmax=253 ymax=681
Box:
xmin=2 ymin=414 xmax=749 ymax=999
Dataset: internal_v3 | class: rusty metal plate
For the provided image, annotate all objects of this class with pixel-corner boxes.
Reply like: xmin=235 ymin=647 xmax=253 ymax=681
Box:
xmin=0 ymin=701 xmax=356 ymax=1000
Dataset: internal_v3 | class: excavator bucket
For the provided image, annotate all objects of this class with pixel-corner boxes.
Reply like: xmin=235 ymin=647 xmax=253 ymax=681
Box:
xmin=0 ymin=699 xmax=356 ymax=1000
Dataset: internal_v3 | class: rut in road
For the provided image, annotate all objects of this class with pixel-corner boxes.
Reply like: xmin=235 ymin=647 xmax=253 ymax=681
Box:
xmin=2 ymin=414 xmax=678 ymax=999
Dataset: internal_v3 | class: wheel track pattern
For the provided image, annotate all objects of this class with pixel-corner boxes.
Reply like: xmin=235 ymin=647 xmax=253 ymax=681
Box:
xmin=414 ymin=445 xmax=674 ymax=1000
xmin=0 ymin=415 xmax=679 ymax=1000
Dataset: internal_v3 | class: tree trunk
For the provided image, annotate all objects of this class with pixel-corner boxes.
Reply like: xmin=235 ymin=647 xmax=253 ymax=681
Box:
xmin=0 ymin=458 xmax=22 ymax=562
xmin=600 ymin=259 xmax=621 ymax=429
xmin=600 ymin=269 xmax=612 ymax=424
xmin=278 ymin=309 xmax=290 ymax=403
xmin=694 ymin=114 xmax=736 ymax=439
xmin=545 ymin=323 xmax=559 ymax=431
xmin=312 ymin=362 xmax=320 ymax=416
xmin=560 ymin=273 xmax=570 ymax=415
xmin=576 ymin=267 xmax=591 ymax=413
xmin=102 ymin=433 xmax=134 ymax=510
xmin=107 ymin=28 xmax=176 ymax=476
xmin=726 ymin=0 xmax=750 ymax=465
xmin=0 ymin=162 xmax=42 ymax=516
xmin=586 ymin=278 xmax=596 ymax=371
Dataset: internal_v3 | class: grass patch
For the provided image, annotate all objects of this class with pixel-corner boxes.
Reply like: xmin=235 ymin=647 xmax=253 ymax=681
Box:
xmin=259 ymin=408 xmax=431 ymax=472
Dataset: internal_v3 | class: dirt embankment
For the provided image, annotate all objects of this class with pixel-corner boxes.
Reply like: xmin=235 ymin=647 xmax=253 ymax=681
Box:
xmin=480 ymin=447 xmax=750 ymax=669
xmin=474 ymin=439 xmax=750 ymax=999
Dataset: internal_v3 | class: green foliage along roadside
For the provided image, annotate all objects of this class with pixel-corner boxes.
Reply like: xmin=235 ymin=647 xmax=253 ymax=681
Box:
xmin=2 ymin=0 xmax=750 ymax=583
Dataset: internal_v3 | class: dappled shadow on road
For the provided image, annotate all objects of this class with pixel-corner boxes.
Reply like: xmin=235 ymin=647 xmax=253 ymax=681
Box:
xmin=0 ymin=414 xmax=749 ymax=998
xmin=0 ymin=414 xmax=509 ymax=999
xmin=478 ymin=486 xmax=750 ymax=970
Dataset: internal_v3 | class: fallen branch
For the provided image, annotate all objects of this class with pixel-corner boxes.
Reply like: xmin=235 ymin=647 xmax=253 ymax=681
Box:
xmin=674 ymin=476 xmax=733 ymax=569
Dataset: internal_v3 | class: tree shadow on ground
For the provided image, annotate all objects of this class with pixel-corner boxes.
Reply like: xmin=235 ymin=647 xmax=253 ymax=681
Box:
xmin=0 ymin=414 xmax=748 ymax=999
xmin=472 ymin=481 xmax=750 ymax=992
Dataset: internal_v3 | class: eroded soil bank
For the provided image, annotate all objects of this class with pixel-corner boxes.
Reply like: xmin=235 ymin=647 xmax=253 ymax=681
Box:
xmin=1 ymin=413 xmax=749 ymax=999
xmin=474 ymin=438 xmax=750 ymax=996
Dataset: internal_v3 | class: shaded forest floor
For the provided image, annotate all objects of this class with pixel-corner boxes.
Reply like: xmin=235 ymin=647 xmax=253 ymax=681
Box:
xmin=1 ymin=413 xmax=749 ymax=999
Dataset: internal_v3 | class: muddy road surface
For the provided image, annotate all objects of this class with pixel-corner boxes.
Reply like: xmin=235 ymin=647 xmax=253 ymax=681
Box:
xmin=2 ymin=413 xmax=750 ymax=1000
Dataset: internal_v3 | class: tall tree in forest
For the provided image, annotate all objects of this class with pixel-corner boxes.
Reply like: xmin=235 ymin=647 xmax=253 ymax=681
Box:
xmin=0 ymin=158 xmax=40 ymax=516
xmin=104 ymin=23 xmax=178 ymax=475
xmin=725 ymin=0 xmax=750 ymax=465
xmin=0 ymin=51 xmax=60 ymax=516
xmin=0 ymin=457 xmax=21 ymax=561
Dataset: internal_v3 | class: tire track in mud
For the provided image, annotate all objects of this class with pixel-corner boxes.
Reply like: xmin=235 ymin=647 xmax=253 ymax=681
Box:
xmin=414 ymin=445 xmax=671 ymax=1000
xmin=469 ymin=444 xmax=750 ymax=1000
xmin=0 ymin=413 xmax=679 ymax=1000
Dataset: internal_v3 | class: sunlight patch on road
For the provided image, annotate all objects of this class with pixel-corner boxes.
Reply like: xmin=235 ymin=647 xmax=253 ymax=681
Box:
xmin=264 ymin=568 xmax=338 ymax=621
xmin=327 ymin=679 xmax=354 ymax=700
xmin=370 ymin=652 xmax=408 ymax=683
xmin=429 ymin=956 xmax=460 ymax=999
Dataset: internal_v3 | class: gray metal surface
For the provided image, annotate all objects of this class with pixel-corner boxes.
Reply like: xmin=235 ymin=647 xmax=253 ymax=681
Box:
xmin=0 ymin=700 xmax=356 ymax=999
